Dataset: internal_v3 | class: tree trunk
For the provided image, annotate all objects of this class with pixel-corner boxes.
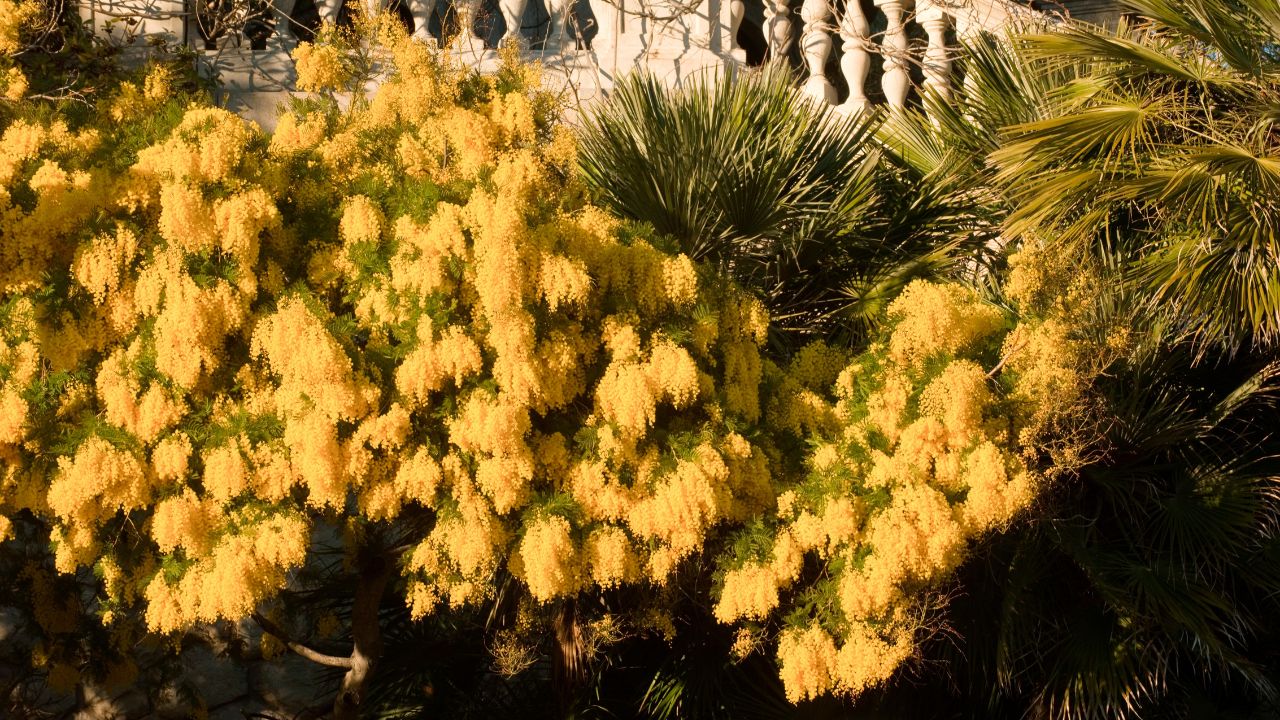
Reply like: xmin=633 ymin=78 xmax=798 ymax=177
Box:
xmin=552 ymin=599 xmax=586 ymax=713
xmin=332 ymin=554 xmax=394 ymax=720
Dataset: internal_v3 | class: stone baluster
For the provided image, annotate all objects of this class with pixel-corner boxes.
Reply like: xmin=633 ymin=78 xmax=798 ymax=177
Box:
xmin=799 ymin=0 xmax=835 ymax=102
xmin=874 ymin=0 xmax=909 ymax=110
xmin=499 ymin=0 xmax=528 ymax=49
xmin=266 ymin=0 xmax=292 ymax=44
xmin=729 ymin=0 xmax=746 ymax=62
xmin=917 ymin=0 xmax=952 ymax=100
xmin=449 ymin=0 xmax=489 ymax=57
xmin=836 ymin=0 xmax=870 ymax=114
xmin=405 ymin=0 xmax=438 ymax=42
xmin=316 ymin=0 xmax=343 ymax=24
xmin=763 ymin=0 xmax=794 ymax=61
xmin=362 ymin=0 xmax=384 ymax=18
xmin=545 ymin=0 xmax=575 ymax=50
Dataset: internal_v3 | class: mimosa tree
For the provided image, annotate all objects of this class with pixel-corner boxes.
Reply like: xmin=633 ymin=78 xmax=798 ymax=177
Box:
xmin=0 ymin=7 xmax=1108 ymax=718
xmin=0 ymin=15 xmax=779 ymax=715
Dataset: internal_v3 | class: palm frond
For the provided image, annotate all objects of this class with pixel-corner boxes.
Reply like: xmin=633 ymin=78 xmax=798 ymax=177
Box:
xmin=989 ymin=0 xmax=1280 ymax=349
xmin=1022 ymin=25 xmax=1218 ymax=84
xmin=1120 ymin=0 xmax=1280 ymax=76
xmin=578 ymin=65 xmax=998 ymax=344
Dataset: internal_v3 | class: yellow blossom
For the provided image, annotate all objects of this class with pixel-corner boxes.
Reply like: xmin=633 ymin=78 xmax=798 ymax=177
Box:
xmin=204 ymin=443 xmax=249 ymax=504
xmin=0 ymin=385 xmax=26 ymax=444
xmin=73 ymin=225 xmax=138 ymax=303
xmin=777 ymin=625 xmax=838 ymax=703
xmin=292 ymin=41 xmax=351 ymax=93
xmin=3 ymin=66 xmax=27 ymax=101
xmin=269 ymin=112 xmax=329 ymax=155
xmin=585 ymin=526 xmax=638 ymax=588
xmin=595 ymin=361 xmax=656 ymax=435
xmin=886 ymin=281 xmax=1002 ymax=370
xmin=47 ymin=438 xmax=149 ymax=528
xmin=833 ymin=621 xmax=913 ymax=696
xmin=645 ymin=337 xmax=700 ymax=408
xmin=0 ymin=0 xmax=39 ymax=55
xmin=918 ymin=360 xmax=991 ymax=447
xmin=340 ymin=194 xmax=383 ymax=248
xmin=252 ymin=297 xmax=372 ymax=422
xmin=714 ymin=563 xmax=779 ymax=623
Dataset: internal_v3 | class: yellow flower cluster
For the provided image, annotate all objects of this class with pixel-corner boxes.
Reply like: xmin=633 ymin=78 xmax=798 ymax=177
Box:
xmin=135 ymin=106 xmax=257 ymax=185
xmin=269 ymin=111 xmax=329 ymax=155
xmin=585 ymin=526 xmax=639 ymax=588
xmin=340 ymin=194 xmax=383 ymax=248
xmin=0 ymin=13 xmax=778 ymax=643
xmin=0 ymin=0 xmax=39 ymax=55
xmin=712 ymin=279 xmax=1097 ymax=702
xmin=73 ymin=225 xmax=138 ymax=303
xmin=714 ymin=563 xmax=779 ymax=622
xmin=292 ymin=41 xmax=351 ymax=94
xmin=143 ymin=512 xmax=309 ymax=632
xmin=766 ymin=341 xmax=850 ymax=436
xmin=96 ymin=347 xmax=186 ymax=445
xmin=3 ymin=66 xmax=26 ymax=101
xmin=46 ymin=439 xmax=149 ymax=571
xmin=397 ymin=319 xmax=483 ymax=406
xmin=885 ymin=281 xmax=1003 ymax=369
xmin=774 ymin=619 xmax=920 ymax=702
xmin=594 ymin=335 xmax=701 ymax=436
xmin=0 ymin=386 xmax=26 ymax=446
xmin=518 ymin=515 xmax=582 ymax=602
xmin=776 ymin=625 xmax=838 ymax=703
xmin=109 ymin=65 xmax=177 ymax=122
xmin=1002 ymin=239 xmax=1114 ymax=459
xmin=252 ymin=297 xmax=373 ymax=423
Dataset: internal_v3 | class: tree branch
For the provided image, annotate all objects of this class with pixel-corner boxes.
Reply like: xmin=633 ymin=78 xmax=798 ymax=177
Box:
xmin=251 ymin=612 xmax=354 ymax=669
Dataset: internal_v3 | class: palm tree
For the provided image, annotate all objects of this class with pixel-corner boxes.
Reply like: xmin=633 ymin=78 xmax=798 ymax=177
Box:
xmin=855 ymin=4 xmax=1280 ymax=718
xmin=990 ymin=0 xmax=1280 ymax=350
xmin=576 ymin=66 xmax=992 ymax=346
xmin=904 ymin=336 xmax=1280 ymax=720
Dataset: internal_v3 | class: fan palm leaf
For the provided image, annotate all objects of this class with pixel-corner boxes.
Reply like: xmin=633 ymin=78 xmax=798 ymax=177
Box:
xmin=990 ymin=0 xmax=1280 ymax=348
xmin=577 ymin=65 xmax=992 ymax=343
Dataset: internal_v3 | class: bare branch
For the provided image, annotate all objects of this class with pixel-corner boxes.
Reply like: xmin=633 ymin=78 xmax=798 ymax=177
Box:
xmin=251 ymin=612 xmax=354 ymax=669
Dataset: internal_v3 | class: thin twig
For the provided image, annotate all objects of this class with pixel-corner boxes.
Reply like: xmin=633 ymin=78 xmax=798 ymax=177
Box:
xmin=987 ymin=338 xmax=1029 ymax=378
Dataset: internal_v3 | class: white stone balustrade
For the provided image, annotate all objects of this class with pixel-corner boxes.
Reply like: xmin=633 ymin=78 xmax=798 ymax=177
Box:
xmin=81 ymin=0 xmax=1038 ymax=128
xmin=876 ymin=0 xmax=910 ymax=109
xmin=764 ymin=0 xmax=794 ymax=60
xmin=729 ymin=0 xmax=746 ymax=61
